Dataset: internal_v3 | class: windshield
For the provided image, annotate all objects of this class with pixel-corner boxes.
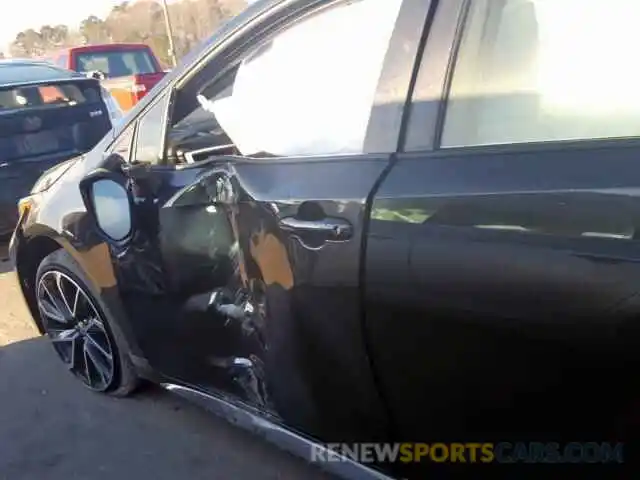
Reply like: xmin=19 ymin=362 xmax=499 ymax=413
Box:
xmin=75 ymin=49 xmax=156 ymax=77
xmin=0 ymin=81 xmax=111 ymax=163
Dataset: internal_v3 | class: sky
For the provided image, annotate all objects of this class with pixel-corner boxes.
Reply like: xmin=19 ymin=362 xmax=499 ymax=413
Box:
xmin=0 ymin=0 xmax=120 ymax=53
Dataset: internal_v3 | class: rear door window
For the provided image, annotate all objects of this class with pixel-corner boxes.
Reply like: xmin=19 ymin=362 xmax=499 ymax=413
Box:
xmin=441 ymin=0 xmax=640 ymax=147
xmin=75 ymin=49 xmax=156 ymax=77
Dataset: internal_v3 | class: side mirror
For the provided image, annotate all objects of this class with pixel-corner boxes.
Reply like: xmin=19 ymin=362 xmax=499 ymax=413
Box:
xmin=79 ymin=168 xmax=134 ymax=243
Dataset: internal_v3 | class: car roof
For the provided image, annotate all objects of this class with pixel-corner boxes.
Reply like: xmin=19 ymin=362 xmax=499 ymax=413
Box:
xmin=0 ymin=59 xmax=83 ymax=87
xmin=60 ymin=43 xmax=152 ymax=54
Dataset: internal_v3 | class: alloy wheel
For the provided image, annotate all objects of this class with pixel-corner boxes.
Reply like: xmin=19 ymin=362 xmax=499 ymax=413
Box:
xmin=36 ymin=270 xmax=114 ymax=391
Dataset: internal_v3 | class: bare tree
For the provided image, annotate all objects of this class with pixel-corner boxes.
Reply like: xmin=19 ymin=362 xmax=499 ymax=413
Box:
xmin=10 ymin=0 xmax=248 ymax=65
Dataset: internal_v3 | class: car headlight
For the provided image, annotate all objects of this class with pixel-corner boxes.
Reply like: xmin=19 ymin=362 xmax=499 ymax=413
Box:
xmin=31 ymin=157 xmax=80 ymax=194
xmin=102 ymin=87 xmax=124 ymax=128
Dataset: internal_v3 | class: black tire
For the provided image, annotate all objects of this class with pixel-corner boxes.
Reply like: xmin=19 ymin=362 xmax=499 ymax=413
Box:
xmin=35 ymin=249 xmax=138 ymax=396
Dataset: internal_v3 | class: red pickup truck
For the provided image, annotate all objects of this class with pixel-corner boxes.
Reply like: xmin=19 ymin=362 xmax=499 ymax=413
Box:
xmin=46 ymin=43 xmax=167 ymax=112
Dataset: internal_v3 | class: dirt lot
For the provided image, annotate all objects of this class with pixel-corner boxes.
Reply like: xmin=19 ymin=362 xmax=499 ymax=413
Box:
xmin=0 ymin=259 xmax=38 ymax=347
xmin=0 ymin=259 xmax=332 ymax=480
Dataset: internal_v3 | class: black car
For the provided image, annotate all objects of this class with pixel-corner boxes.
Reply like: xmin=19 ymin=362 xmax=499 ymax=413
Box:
xmin=0 ymin=59 xmax=119 ymax=242
xmin=9 ymin=0 xmax=640 ymax=477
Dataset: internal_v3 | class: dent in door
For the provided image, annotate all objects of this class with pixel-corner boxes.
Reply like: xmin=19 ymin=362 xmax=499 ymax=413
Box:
xmin=160 ymin=164 xmax=304 ymax=415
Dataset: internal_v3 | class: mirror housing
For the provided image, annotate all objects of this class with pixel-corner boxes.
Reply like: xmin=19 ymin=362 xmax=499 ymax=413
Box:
xmin=102 ymin=152 xmax=127 ymax=172
xmin=79 ymin=163 xmax=134 ymax=244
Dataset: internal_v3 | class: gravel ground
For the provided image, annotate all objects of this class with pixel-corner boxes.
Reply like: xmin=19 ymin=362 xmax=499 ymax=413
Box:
xmin=0 ymin=260 xmax=38 ymax=347
xmin=0 ymin=258 xmax=334 ymax=480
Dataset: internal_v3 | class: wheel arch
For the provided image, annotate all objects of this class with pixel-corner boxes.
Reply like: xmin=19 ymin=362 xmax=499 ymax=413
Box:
xmin=14 ymin=234 xmax=63 ymax=334
xmin=14 ymin=232 xmax=146 ymax=365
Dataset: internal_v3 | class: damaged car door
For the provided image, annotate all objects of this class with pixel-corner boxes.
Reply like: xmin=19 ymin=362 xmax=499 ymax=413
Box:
xmin=105 ymin=0 xmax=428 ymax=444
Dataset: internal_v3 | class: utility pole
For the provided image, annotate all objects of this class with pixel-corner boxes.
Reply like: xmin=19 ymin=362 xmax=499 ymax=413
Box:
xmin=160 ymin=0 xmax=178 ymax=68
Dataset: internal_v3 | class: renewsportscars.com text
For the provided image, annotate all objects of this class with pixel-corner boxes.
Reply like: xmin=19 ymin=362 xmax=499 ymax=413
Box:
xmin=310 ymin=442 xmax=624 ymax=464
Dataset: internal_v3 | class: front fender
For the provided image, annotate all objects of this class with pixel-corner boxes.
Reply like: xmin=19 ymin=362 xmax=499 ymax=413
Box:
xmin=14 ymin=207 xmax=147 ymax=368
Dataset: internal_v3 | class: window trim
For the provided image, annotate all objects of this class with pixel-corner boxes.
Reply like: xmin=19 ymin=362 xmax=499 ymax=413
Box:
xmin=130 ymin=121 xmax=141 ymax=162
xmin=106 ymin=121 xmax=137 ymax=162
xmin=403 ymin=0 xmax=468 ymax=153
xmin=398 ymin=133 xmax=640 ymax=166
xmin=364 ymin=0 xmax=434 ymax=153
xmin=174 ymin=0 xmax=308 ymax=91
xmin=428 ymin=131 xmax=640 ymax=159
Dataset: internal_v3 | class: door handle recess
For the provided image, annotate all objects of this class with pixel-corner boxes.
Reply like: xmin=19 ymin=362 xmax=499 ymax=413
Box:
xmin=279 ymin=216 xmax=353 ymax=241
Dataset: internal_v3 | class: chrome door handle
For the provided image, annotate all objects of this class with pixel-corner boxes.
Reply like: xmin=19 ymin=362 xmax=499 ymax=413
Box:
xmin=279 ymin=216 xmax=353 ymax=241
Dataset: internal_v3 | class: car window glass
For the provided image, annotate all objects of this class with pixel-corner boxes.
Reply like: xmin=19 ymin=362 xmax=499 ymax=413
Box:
xmin=167 ymin=0 xmax=402 ymax=161
xmin=76 ymin=50 xmax=156 ymax=77
xmin=166 ymin=67 xmax=238 ymax=163
xmin=111 ymin=124 xmax=135 ymax=161
xmin=441 ymin=0 xmax=640 ymax=148
xmin=135 ymin=94 xmax=168 ymax=164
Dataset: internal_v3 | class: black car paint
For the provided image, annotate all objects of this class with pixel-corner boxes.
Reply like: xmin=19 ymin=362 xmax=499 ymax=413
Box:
xmin=105 ymin=154 xmax=393 ymax=442
xmin=364 ymin=0 xmax=640 ymax=450
xmin=10 ymin=0 xmax=640 ymax=478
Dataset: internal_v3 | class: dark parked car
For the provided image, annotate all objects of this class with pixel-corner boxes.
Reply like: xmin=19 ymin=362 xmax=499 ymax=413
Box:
xmin=10 ymin=0 xmax=640 ymax=477
xmin=0 ymin=59 xmax=120 ymax=241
